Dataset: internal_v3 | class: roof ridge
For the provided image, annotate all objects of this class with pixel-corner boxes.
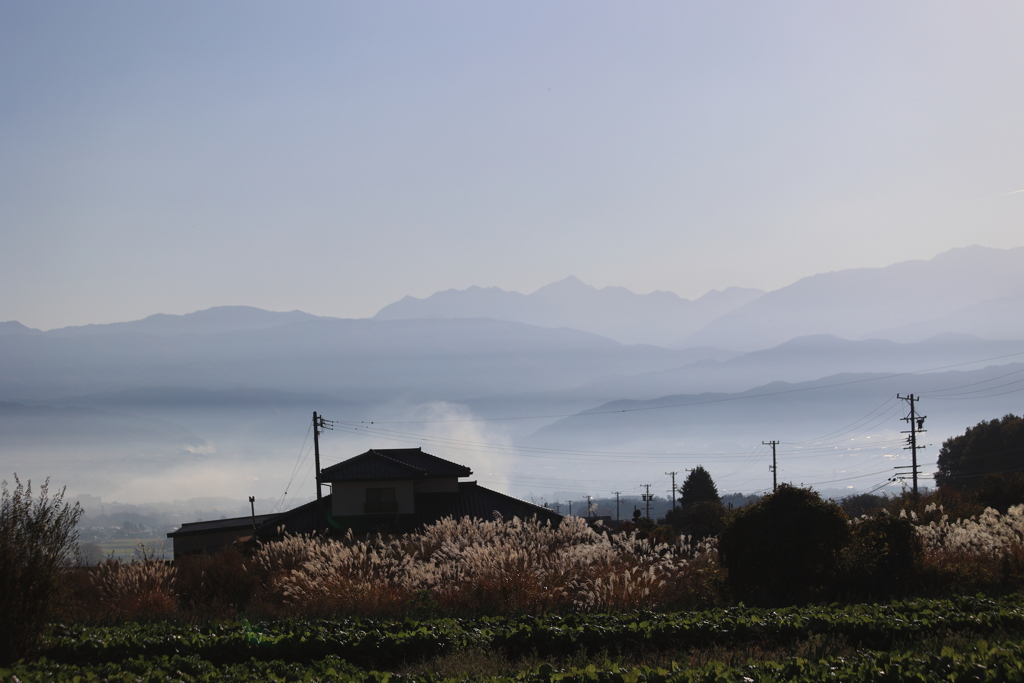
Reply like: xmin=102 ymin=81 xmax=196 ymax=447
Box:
xmin=382 ymin=447 xmax=475 ymax=474
xmin=462 ymin=481 xmax=559 ymax=515
xmin=367 ymin=449 xmax=428 ymax=474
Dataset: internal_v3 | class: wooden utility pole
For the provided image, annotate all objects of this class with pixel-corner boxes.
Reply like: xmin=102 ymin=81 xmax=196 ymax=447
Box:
xmin=763 ymin=440 xmax=779 ymax=491
xmin=898 ymin=394 xmax=926 ymax=496
xmin=312 ymin=411 xmax=333 ymax=531
xmin=666 ymin=471 xmax=678 ymax=510
xmin=642 ymin=484 xmax=653 ymax=519
xmin=313 ymin=411 xmax=322 ymax=503
xmin=611 ymin=491 xmax=621 ymax=521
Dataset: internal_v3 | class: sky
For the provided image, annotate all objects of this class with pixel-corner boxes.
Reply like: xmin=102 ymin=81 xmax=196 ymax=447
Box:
xmin=3 ymin=1 xmax=1024 ymax=330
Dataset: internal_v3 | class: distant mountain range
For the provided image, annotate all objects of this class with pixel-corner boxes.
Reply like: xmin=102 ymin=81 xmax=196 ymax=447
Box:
xmin=0 ymin=317 xmax=706 ymax=403
xmin=2 ymin=306 xmax=319 ymax=338
xmin=687 ymin=246 xmax=1024 ymax=350
xmin=375 ymin=277 xmax=765 ymax=347
xmin=5 ymin=245 xmax=1022 ymax=352
xmin=373 ymin=246 xmax=1024 ymax=350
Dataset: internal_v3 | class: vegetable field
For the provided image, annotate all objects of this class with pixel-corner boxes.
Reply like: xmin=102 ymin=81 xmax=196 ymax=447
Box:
xmin=8 ymin=594 xmax=1024 ymax=682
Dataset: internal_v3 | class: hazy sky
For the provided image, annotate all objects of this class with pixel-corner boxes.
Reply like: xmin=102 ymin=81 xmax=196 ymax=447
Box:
xmin=3 ymin=1 xmax=1023 ymax=330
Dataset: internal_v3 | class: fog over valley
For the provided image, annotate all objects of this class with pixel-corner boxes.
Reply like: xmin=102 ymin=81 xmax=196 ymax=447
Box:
xmin=3 ymin=246 xmax=1023 ymax=518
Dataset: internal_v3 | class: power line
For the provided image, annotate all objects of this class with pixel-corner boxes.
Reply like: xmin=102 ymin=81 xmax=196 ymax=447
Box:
xmin=275 ymin=422 xmax=314 ymax=513
xmin=920 ymin=365 xmax=1024 ymax=395
xmin=924 ymin=385 xmax=1024 ymax=401
xmin=340 ymin=418 xmax=906 ymax=464
xmin=783 ymin=396 xmax=901 ymax=445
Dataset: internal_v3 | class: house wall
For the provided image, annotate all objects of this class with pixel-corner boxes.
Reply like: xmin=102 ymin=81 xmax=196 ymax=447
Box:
xmin=171 ymin=529 xmax=252 ymax=557
xmin=415 ymin=477 xmax=459 ymax=493
xmin=331 ymin=479 xmax=416 ymax=516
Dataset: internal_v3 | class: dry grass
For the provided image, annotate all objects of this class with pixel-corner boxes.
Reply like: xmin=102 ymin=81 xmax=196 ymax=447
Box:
xmin=58 ymin=515 xmax=722 ymax=621
xmin=256 ymin=516 xmax=721 ymax=617
xmin=54 ymin=505 xmax=1024 ymax=622
xmin=909 ymin=503 xmax=1024 ymax=592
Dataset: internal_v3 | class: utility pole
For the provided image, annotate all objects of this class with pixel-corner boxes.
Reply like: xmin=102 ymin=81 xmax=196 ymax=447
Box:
xmin=552 ymin=501 xmax=561 ymax=514
xmin=567 ymin=500 xmax=573 ymax=516
xmin=312 ymin=411 xmax=334 ymax=529
xmin=642 ymin=484 xmax=653 ymax=519
xmin=665 ymin=471 xmax=678 ymax=510
xmin=585 ymin=495 xmax=594 ymax=518
xmin=763 ymin=440 xmax=779 ymax=492
xmin=611 ymin=491 xmax=621 ymax=521
xmin=897 ymin=394 xmax=926 ymax=496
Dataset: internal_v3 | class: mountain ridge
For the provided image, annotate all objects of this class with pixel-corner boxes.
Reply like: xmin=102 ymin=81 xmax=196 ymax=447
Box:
xmin=374 ymin=276 xmax=764 ymax=346
xmin=686 ymin=245 xmax=1024 ymax=349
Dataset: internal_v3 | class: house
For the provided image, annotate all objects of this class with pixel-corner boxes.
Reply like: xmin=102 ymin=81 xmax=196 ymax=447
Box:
xmin=168 ymin=447 xmax=560 ymax=558
xmin=167 ymin=513 xmax=277 ymax=556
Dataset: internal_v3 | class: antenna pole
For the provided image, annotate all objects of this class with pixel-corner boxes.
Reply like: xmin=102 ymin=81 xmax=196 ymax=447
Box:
xmin=249 ymin=495 xmax=256 ymax=540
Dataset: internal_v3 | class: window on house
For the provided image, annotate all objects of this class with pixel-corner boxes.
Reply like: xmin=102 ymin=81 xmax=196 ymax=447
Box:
xmin=365 ymin=487 xmax=397 ymax=513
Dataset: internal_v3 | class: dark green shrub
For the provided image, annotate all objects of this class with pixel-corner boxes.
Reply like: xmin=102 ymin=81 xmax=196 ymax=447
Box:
xmin=840 ymin=493 xmax=887 ymax=518
xmin=718 ymin=484 xmax=849 ymax=604
xmin=841 ymin=514 xmax=922 ymax=598
xmin=0 ymin=476 xmax=82 ymax=664
xmin=976 ymin=472 xmax=1024 ymax=513
xmin=663 ymin=500 xmax=726 ymax=541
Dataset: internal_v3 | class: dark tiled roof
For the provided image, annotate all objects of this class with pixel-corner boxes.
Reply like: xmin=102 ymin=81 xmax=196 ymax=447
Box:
xmin=168 ymin=513 xmax=277 ymax=537
xmin=255 ymin=498 xmax=327 ymax=536
xmin=250 ymin=483 xmax=561 ymax=539
xmin=416 ymin=482 xmax=561 ymax=524
xmin=320 ymin=448 xmax=472 ymax=482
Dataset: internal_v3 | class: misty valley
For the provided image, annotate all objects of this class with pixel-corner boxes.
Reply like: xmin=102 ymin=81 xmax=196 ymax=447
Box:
xmin=2 ymin=246 xmax=1023 ymax=535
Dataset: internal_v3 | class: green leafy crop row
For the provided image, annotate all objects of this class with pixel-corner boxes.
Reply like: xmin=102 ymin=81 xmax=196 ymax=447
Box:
xmin=7 ymin=640 xmax=1024 ymax=682
xmin=38 ymin=594 xmax=1024 ymax=668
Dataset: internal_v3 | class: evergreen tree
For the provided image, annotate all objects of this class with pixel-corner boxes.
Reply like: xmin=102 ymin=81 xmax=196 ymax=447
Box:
xmin=719 ymin=484 xmax=849 ymax=603
xmin=936 ymin=414 xmax=1024 ymax=489
xmin=679 ymin=465 xmax=720 ymax=508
